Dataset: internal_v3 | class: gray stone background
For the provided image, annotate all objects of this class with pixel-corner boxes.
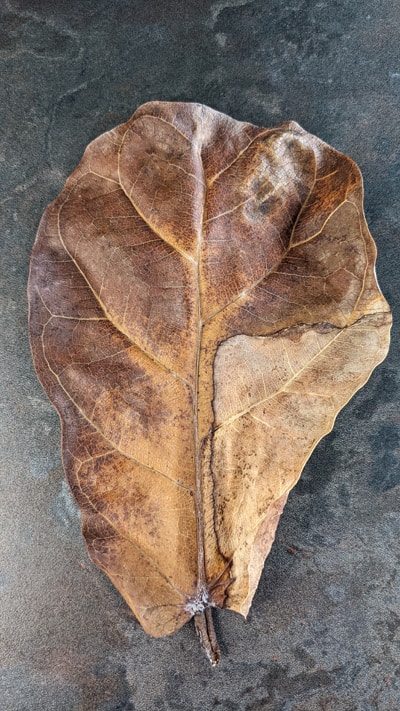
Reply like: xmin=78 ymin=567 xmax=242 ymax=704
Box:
xmin=1 ymin=1 xmax=399 ymax=709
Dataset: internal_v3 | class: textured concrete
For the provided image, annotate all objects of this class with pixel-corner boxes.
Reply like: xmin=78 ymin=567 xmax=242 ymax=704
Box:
xmin=0 ymin=1 xmax=399 ymax=709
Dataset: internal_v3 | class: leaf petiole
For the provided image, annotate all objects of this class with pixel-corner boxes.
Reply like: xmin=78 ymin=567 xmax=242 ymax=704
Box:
xmin=194 ymin=608 xmax=221 ymax=666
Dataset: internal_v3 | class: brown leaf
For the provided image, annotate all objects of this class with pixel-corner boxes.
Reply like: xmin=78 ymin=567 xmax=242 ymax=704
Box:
xmin=28 ymin=102 xmax=391 ymax=664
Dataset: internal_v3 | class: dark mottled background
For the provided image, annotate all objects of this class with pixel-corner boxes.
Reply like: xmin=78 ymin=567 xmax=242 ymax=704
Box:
xmin=1 ymin=1 xmax=399 ymax=709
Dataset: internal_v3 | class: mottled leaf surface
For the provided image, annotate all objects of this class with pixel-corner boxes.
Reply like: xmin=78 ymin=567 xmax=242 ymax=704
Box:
xmin=28 ymin=102 xmax=391 ymax=658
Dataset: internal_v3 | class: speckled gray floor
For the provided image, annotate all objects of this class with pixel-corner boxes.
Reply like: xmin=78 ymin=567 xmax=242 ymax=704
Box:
xmin=1 ymin=1 xmax=399 ymax=709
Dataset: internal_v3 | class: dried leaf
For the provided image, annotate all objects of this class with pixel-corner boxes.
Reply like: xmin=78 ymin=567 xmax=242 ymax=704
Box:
xmin=28 ymin=102 xmax=391 ymax=664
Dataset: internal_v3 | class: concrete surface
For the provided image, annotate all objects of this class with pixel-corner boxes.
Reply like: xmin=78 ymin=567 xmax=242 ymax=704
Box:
xmin=1 ymin=1 xmax=399 ymax=709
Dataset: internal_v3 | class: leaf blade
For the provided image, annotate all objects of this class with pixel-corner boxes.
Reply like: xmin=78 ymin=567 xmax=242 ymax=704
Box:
xmin=28 ymin=102 xmax=391 ymax=650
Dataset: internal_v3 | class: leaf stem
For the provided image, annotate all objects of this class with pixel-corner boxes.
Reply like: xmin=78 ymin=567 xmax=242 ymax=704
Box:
xmin=194 ymin=608 xmax=221 ymax=666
